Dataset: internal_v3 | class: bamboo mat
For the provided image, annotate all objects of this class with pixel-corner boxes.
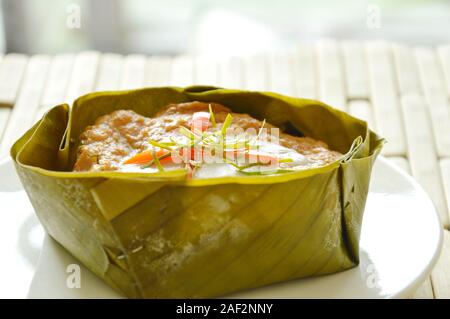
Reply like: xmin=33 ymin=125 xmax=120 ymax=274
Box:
xmin=0 ymin=39 xmax=448 ymax=298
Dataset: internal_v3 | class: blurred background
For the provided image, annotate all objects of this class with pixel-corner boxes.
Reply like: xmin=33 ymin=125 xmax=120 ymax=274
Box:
xmin=1 ymin=0 xmax=450 ymax=55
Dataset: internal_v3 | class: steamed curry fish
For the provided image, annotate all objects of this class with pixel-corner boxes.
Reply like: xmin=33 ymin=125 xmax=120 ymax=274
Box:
xmin=74 ymin=101 xmax=342 ymax=178
xmin=12 ymin=87 xmax=383 ymax=298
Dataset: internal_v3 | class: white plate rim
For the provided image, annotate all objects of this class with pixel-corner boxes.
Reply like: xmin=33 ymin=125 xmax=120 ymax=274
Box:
xmin=372 ymin=157 xmax=443 ymax=299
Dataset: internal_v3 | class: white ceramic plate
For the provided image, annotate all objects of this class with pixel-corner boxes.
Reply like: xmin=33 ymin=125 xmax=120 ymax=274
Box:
xmin=0 ymin=157 xmax=442 ymax=298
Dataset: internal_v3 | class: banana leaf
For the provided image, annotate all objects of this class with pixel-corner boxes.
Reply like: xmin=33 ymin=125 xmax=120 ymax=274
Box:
xmin=11 ymin=86 xmax=384 ymax=298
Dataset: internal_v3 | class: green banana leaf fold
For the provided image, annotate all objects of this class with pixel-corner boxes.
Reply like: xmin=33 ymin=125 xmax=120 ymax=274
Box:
xmin=11 ymin=86 xmax=384 ymax=298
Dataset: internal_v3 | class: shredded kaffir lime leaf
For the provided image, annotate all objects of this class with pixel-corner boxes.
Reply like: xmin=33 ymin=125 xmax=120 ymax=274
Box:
xmin=209 ymin=104 xmax=216 ymax=128
xmin=179 ymin=126 xmax=198 ymax=141
xmin=142 ymin=112 xmax=296 ymax=178
xmin=140 ymin=151 xmax=172 ymax=169
xmin=221 ymin=113 xmax=233 ymax=137
xmin=257 ymin=119 xmax=266 ymax=139
xmin=148 ymin=139 xmax=175 ymax=150
xmin=152 ymin=150 xmax=165 ymax=172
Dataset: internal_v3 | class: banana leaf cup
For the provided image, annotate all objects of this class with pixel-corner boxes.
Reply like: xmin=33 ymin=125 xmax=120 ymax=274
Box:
xmin=11 ymin=86 xmax=384 ymax=298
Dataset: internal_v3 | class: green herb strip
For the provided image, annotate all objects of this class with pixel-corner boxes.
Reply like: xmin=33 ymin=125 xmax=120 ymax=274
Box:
xmin=142 ymin=113 xmax=295 ymax=177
